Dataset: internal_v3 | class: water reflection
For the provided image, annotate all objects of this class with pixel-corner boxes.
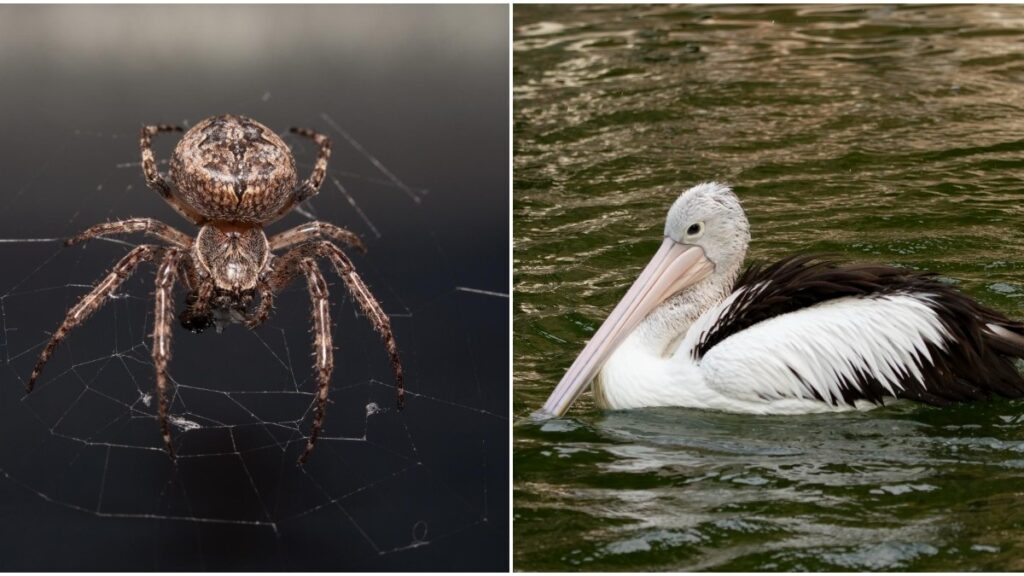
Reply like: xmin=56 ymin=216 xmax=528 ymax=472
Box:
xmin=518 ymin=401 xmax=1024 ymax=570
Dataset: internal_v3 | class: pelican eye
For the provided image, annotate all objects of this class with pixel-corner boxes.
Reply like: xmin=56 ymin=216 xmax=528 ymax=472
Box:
xmin=686 ymin=222 xmax=704 ymax=238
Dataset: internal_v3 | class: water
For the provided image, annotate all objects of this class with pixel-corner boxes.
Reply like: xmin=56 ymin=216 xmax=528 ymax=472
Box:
xmin=513 ymin=5 xmax=1024 ymax=571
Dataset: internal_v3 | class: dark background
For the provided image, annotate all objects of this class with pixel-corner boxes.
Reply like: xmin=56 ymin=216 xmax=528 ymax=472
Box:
xmin=0 ymin=5 xmax=508 ymax=571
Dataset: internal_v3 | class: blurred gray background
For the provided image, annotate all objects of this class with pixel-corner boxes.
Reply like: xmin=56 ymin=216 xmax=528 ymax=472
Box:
xmin=0 ymin=5 xmax=507 ymax=571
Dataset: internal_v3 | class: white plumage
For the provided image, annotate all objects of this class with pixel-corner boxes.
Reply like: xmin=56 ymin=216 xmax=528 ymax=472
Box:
xmin=695 ymin=293 xmax=950 ymax=407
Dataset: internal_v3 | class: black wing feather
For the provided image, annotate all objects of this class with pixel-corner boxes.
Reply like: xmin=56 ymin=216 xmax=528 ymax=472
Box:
xmin=694 ymin=255 xmax=1024 ymax=405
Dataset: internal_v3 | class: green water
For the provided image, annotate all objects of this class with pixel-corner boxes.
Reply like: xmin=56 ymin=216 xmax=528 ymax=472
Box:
xmin=513 ymin=5 xmax=1024 ymax=571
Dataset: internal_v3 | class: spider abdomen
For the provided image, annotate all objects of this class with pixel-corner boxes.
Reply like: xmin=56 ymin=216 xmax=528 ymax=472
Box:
xmin=169 ymin=114 xmax=298 ymax=223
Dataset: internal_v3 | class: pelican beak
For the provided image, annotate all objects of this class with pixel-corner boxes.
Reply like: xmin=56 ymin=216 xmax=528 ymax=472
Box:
xmin=535 ymin=238 xmax=715 ymax=418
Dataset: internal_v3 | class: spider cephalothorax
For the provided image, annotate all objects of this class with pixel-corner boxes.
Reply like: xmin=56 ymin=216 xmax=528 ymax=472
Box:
xmin=181 ymin=224 xmax=270 ymax=332
xmin=28 ymin=114 xmax=404 ymax=463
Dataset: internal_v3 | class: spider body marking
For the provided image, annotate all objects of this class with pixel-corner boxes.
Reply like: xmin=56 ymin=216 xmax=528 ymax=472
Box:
xmin=28 ymin=114 xmax=403 ymax=464
xmin=171 ymin=115 xmax=300 ymax=223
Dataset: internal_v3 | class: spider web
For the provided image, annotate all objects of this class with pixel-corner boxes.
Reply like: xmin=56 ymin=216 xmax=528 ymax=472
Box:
xmin=0 ymin=104 xmax=507 ymax=570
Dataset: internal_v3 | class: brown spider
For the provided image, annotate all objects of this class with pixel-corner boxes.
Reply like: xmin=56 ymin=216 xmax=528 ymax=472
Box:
xmin=27 ymin=114 xmax=404 ymax=464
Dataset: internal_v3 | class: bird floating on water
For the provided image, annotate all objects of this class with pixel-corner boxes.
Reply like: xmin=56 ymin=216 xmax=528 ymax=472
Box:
xmin=538 ymin=182 xmax=1024 ymax=418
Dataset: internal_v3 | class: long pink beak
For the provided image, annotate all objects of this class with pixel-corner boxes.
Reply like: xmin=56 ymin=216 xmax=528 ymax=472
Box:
xmin=536 ymin=238 xmax=714 ymax=418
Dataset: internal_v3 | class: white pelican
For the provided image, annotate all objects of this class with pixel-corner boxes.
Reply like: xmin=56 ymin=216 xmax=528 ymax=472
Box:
xmin=538 ymin=182 xmax=1024 ymax=417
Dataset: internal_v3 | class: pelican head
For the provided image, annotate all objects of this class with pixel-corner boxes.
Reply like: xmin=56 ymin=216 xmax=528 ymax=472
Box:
xmin=536 ymin=182 xmax=750 ymax=418
xmin=665 ymin=182 xmax=750 ymax=277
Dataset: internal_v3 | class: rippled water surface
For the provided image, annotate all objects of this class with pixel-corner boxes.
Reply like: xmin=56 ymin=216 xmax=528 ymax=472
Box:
xmin=514 ymin=5 xmax=1024 ymax=571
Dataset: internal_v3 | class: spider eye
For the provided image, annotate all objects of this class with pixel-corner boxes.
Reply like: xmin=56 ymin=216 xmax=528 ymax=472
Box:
xmin=686 ymin=222 xmax=704 ymax=237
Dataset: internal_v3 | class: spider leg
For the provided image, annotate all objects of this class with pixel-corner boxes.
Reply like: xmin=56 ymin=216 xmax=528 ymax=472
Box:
xmin=248 ymin=239 xmax=404 ymax=462
xmin=152 ymin=248 xmax=184 ymax=457
xmin=268 ymin=221 xmax=365 ymax=254
xmin=66 ymin=217 xmax=192 ymax=249
xmin=254 ymin=219 xmax=367 ymax=326
xmin=179 ymin=277 xmax=215 ymax=333
xmin=315 ymin=242 xmax=404 ymax=409
xmin=290 ymin=127 xmax=331 ymax=196
xmin=246 ymin=279 xmax=276 ymax=329
xmin=270 ymin=240 xmax=404 ymax=408
xmin=177 ymin=256 xmax=199 ymax=293
xmin=27 ymin=245 xmax=161 ymax=392
xmin=245 ymin=243 xmax=316 ymax=329
xmin=266 ymin=128 xmax=331 ymax=224
xmin=140 ymin=124 xmax=207 ymax=225
xmin=298 ymin=258 xmax=333 ymax=464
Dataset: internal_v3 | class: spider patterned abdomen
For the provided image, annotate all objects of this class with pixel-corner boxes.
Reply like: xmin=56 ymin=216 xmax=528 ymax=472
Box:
xmin=169 ymin=114 xmax=298 ymax=223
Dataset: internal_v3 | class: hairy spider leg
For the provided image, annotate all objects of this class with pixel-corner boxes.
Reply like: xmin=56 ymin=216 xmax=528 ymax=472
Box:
xmin=179 ymin=278 xmax=216 ymax=333
xmin=248 ymin=240 xmax=403 ymax=462
xmin=27 ymin=245 xmax=161 ymax=392
xmin=140 ymin=124 xmax=207 ymax=225
xmin=265 ymin=128 xmax=332 ymax=224
xmin=245 ymin=281 xmax=275 ymax=330
xmin=243 ymin=251 xmax=325 ymax=459
xmin=245 ymin=222 xmax=367 ymax=328
xmin=153 ymin=248 xmax=184 ymax=457
xmin=255 ymin=240 xmax=404 ymax=407
xmin=299 ymin=258 xmax=333 ymax=464
xmin=319 ymin=242 xmax=405 ymax=410
xmin=66 ymin=217 xmax=192 ymax=249
xmin=268 ymin=221 xmax=366 ymax=254
xmin=291 ymin=127 xmax=331 ymax=195
xmin=245 ymin=220 xmax=362 ymax=327
xmin=247 ymin=243 xmax=308 ymax=328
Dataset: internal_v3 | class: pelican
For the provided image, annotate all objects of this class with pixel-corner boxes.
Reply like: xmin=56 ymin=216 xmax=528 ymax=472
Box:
xmin=538 ymin=182 xmax=1024 ymax=418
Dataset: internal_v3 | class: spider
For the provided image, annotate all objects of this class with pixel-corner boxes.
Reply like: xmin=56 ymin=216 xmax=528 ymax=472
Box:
xmin=27 ymin=114 xmax=404 ymax=464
